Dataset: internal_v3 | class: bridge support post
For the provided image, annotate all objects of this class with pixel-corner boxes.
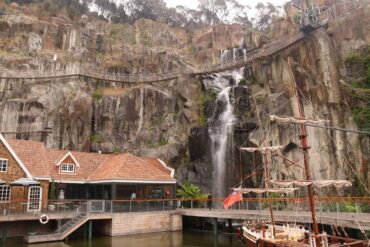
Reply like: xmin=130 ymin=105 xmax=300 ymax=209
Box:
xmin=1 ymin=222 xmax=7 ymax=243
xmin=228 ymin=219 xmax=233 ymax=233
xmin=88 ymin=220 xmax=92 ymax=239
xmin=29 ymin=221 xmax=36 ymax=235
xmin=83 ymin=222 xmax=87 ymax=239
xmin=213 ymin=218 xmax=218 ymax=235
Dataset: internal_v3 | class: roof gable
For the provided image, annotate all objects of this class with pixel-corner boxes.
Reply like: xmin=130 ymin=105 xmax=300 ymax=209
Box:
xmin=55 ymin=151 xmax=81 ymax=167
xmin=0 ymin=133 xmax=33 ymax=178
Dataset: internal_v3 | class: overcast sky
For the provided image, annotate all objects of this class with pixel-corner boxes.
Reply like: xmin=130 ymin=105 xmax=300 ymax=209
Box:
xmin=165 ymin=0 xmax=288 ymax=9
xmin=164 ymin=0 xmax=289 ymax=17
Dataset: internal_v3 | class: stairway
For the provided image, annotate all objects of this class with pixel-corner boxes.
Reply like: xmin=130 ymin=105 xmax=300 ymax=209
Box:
xmin=24 ymin=213 xmax=89 ymax=244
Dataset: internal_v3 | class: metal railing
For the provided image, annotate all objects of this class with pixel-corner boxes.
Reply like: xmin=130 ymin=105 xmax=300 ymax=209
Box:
xmin=0 ymin=197 xmax=369 ymax=216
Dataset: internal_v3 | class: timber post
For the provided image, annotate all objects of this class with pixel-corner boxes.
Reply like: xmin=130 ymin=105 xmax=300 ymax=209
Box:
xmin=213 ymin=218 xmax=218 ymax=235
xmin=88 ymin=220 xmax=92 ymax=239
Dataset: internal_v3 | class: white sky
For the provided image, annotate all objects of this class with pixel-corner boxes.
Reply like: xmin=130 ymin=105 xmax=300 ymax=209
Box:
xmin=165 ymin=0 xmax=288 ymax=9
xmin=164 ymin=0 xmax=289 ymax=18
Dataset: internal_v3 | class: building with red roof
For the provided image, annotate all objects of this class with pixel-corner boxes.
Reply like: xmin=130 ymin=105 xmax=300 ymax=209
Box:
xmin=0 ymin=133 xmax=176 ymax=212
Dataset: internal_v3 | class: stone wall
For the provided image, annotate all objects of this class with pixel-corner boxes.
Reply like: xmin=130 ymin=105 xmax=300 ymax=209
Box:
xmin=98 ymin=211 xmax=182 ymax=236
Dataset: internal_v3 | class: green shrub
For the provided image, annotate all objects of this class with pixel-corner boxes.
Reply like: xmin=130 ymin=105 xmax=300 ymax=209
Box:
xmin=352 ymin=106 xmax=370 ymax=132
xmin=292 ymin=14 xmax=301 ymax=25
xmin=92 ymin=89 xmax=103 ymax=100
xmin=239 ymin=79 xmax=247 ymax=85
xmin=345 ymin=53 xmax=363 ymax=64
xmin=339 ymin=202 xmax=357 ymax=213
xmin=177 ymin=181 xmax=207 ymax=199
xmin=90 ymin=134 xmax=102 ymax=144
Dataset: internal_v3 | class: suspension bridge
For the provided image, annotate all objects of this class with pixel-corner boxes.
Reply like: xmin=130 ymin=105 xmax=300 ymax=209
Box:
xmin=0 ymin=0 xmax=368 ymax=84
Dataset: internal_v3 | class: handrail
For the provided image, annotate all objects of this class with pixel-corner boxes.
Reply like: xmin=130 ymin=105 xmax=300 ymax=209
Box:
xmin=0 ymin=1 xmax=367 ymax=84
xmin=0 ymin=33 xmax=304 ymax=83
xmin=3 ymin=197 xmax=369 ymax=205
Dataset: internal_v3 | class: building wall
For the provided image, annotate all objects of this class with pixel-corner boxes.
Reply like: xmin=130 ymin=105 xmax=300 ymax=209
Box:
xmin=0 ymin=141 xmax=27 ymax=184
xmin=0 ymin=141 xmax=27 ymax=213
xmin=98 ymin=211 xmax=182 ymax=236
xmin=0 ymin=141 xmax=49 ymax=213
xmin=40 ymin=180 xmax=49 ymax=210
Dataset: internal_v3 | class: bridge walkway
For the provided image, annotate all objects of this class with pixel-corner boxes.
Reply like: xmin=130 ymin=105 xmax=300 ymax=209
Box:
xmin=182 ymin=209 xmax=370 ymax=231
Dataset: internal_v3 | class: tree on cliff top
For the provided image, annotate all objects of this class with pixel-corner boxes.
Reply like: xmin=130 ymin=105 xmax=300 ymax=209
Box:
xmin=253 ymin=2 xmax=282 ymax=31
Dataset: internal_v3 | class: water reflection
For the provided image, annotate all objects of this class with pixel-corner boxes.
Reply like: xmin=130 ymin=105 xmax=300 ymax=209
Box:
xmin=3 ymin=231 xmax=244 ymax=247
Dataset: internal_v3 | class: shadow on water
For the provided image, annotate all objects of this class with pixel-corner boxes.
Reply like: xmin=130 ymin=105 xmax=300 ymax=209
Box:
xmin=1 ymin=230 xmax=245 ymax=247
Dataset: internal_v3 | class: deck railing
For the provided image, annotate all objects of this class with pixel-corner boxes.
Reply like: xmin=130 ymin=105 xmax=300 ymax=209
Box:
xmin=0 ymin=197 xmax=369 ymax=216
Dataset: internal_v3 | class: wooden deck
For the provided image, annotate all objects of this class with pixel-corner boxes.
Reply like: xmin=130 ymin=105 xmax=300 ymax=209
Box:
xmin=181 ymin=209 xmax=370 ymax=231
xmin=3 ymin=209 xmax=369 ymax=231
xmin=24 ymin=213 xmax=113 ymax=243
xmin=0 ymin=212 xmax=112 ymax=222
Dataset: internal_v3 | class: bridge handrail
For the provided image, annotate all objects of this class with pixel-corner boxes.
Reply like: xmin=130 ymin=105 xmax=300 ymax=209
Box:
xmin=0 ymin=0 xmax=367 ymax=83
xmin=0 ymin=197 xmax=368 ymax=217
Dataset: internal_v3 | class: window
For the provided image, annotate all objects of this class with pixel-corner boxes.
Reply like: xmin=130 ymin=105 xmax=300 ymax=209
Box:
xmin=28 ymin=186 xmax=42 ymax=212
xmin=0 ymin=159 xmax=8 ymax=172
xmin=60 ymin=163 xmax=75 ymax=173
xmin=0 ymin=185 xmax=10 ymax=202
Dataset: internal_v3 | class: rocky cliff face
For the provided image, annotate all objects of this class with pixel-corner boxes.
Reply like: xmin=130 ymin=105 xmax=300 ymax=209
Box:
xmin=0 ymin=2 xmax=369 ymax=194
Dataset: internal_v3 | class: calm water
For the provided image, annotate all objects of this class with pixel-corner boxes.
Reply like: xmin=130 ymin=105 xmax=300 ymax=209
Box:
xmin=3 ymin=231 xmax=245 ymax=247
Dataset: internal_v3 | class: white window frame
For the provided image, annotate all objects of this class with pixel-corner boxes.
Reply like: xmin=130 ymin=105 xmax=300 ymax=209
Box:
xmin=0 ymin=185 xmax=10 ymax=203
xmin=60 ymin=163 xmax=75 ymax=174
xmin=0 ymin=158 xmax=8 ymax=172
xmin=27 ymin=186 xmax=42 ymax=212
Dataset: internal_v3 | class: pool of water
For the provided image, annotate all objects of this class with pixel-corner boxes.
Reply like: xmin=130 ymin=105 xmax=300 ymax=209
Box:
xmin=3 ymin=230 xmax=245 ymax=247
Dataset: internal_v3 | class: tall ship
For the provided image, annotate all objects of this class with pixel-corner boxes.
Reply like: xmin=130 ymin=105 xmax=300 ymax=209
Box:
xmin=234 ymin=57 xmax=367 ymax=247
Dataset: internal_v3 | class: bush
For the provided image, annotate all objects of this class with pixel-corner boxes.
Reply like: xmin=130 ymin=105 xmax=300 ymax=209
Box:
xmin=92 ymin=89 xmax=103 ymax=100
xmin=177 ymin=181 xmax=207 ymax=199
xmin=352 ymin=106 xmax=370 ymax=132
xmin=90 ymin=134 xmax=102 ymax=143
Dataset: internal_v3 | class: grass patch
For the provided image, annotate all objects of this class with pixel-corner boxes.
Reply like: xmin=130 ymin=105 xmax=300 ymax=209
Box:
xmin=197 ymin=89 xmax=217 ymax=127
xmin=92 ymin=89 xmax=103 ymax=100
xmin=90 ymin=134 xmax=102 ymax=144
xmin=255 ymin=94 xmax=266 ymax=105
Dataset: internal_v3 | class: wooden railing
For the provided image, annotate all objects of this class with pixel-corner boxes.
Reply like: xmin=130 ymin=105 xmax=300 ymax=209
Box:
xmin=0 ymin=33 xmax=305 ymax=82
xmin=0 ymin=0 xmax=368 ymax=83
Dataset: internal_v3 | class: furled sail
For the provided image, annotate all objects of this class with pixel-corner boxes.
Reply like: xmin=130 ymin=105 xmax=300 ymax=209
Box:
xmin=233 ymin=187 xmax=298 ymax=194
xmin=240 ymin=146 xmax=283 ymax=153
xmin=269 ymin=180 xmax=352 ymax=190
xmin=269 ymin=115 xmax=330 ymax=125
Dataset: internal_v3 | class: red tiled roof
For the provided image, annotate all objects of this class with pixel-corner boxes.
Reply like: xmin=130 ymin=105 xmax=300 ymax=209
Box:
xmin=88 ymin=154 xmax=176 ymax=182
xmin=5 ymin=138 xmax=175 ymax=183
xmin=141 ymin=157 xmax=172 ymax=176
xmin=6 ymin=139 xmax=50 ymax=178
xmin=47 ymin=150 xmax=113 ymax=181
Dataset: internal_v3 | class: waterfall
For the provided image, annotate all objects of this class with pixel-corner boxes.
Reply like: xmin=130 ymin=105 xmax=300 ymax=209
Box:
xmin=203 ymin=48 xmax=245 ymax=202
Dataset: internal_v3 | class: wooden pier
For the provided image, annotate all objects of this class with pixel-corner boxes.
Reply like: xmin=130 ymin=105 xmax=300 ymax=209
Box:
xmin=0 ymin=197 xmax=367 ymax=243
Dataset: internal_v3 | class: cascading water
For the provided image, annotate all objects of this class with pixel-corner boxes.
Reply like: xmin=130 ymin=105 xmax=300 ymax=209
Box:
xmin=203 ymin=47 xmax=246 ymax=203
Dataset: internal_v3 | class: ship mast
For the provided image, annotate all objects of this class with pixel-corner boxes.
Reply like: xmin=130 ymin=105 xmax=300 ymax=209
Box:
xmin=253 ymin=97 xmax=276 ymax=236
xmin=263 ymin=151 xmax=276 ymax=236
xmin=287 ymin=58 xmax=320 ymax=239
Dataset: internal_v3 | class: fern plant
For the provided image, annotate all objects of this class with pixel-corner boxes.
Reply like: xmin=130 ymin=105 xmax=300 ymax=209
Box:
xmin=177 ymin=181 xmax=207 ymax=199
